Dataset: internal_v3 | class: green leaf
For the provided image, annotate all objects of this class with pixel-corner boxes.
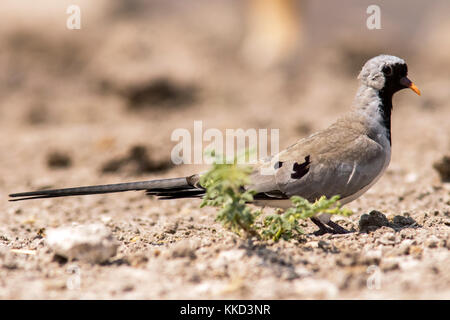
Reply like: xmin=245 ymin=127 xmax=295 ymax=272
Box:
xmin=199 ymin=150 xmax=353 ymax=241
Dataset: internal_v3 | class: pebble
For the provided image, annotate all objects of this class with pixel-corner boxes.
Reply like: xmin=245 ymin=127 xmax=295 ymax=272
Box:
xmin=164 ymin=222 xmax=178 ymax=234
xmin=409 ymin=246 xmax=423 ymax=257
xmin=378 ymin=232 xmax=397 ymax=245
xmin=393 ymin=215 xmax=416 ymax=227
xmin=399 ymin=228 xmax=415 ymax=239
xmin=398 ymin=239 xmax=416 ymax=255
xmin=359 ymin=210 xmax=389 ymax=232
xmin=46 ymin=223 xmax=119 ymax=264
xmin=169 ymin=239 xmax=197 ymax=259
xmin=425 ymin=235 xmax=440 ymax=248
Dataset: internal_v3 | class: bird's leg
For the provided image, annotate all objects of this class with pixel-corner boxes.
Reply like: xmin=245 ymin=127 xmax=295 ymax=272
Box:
xmin=310 ymin=217 xmax=334 ymax=235
xmin=326 ymin=220 xmax=351 ymax=234
xmin=310 ymin=218 xmax=351 ymax=235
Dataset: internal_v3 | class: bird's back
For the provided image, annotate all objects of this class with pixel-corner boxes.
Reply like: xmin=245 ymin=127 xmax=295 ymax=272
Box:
xmin=249 ymin=113 xmax=390 ymax=205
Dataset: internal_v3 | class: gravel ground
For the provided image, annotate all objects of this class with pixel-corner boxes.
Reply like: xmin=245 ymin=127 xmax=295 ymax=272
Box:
xmin=0 ymin=0 xmax=449 ymax=299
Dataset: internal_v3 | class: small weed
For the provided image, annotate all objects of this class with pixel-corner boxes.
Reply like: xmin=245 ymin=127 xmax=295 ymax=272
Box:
xmin=200 ymin=153 xmax=353 ymax=241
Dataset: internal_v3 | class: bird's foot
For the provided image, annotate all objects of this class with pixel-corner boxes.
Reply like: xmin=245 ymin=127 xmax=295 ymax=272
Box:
xmin=310 ymin=217 xmax=335 ymax=235
xmin=310 ymin=217 xmax=351 ymax=235
xmin=326 ymin=220 xmax=351 ymax=234
xmin=312 ymin=226 xmax=334 ymax=236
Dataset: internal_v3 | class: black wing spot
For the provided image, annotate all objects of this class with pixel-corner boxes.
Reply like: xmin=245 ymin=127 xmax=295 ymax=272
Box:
xmin=291 ymin=155 xmax=311 ymax=179
xmin=253 ymin=190 xmax=289 ymax=200
xmin=274 ymin=161 xmax=283 ymax=170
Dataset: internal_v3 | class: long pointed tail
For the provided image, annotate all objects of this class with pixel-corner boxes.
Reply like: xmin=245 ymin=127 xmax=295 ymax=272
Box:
xmin=9 ymin=176 xmax=204 ymax=201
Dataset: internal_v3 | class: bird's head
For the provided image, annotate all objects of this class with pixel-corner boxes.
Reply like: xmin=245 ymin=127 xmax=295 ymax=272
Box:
xmin=358 ymin=55 xmax=420 ymax=96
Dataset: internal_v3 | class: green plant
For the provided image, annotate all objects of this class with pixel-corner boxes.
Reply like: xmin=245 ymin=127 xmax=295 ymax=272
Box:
xmin=200 ymin=157 xmax=259 ymax=236
xmin=261 ymin=195 xmax=353 ymax=241
xmin=200 ymin=153 xmax=353 ymax=241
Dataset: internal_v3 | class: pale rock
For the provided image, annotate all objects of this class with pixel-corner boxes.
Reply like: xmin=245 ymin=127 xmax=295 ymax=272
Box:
xmin=46 ymin=223 xmax=119 ymax=263
xmin=425 ymin=235 xmax=440 ymax=248
xmin=378 ymin=232 xmax=397 ymax=245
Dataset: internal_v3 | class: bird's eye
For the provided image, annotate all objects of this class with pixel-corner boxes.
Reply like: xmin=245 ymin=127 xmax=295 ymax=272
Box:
xmin=382 ymin=65 xmax=393 ymax=76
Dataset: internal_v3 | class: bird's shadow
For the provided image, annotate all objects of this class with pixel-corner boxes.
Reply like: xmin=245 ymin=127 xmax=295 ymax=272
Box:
xmin=239 ymin=239 xmax=300 ymax=280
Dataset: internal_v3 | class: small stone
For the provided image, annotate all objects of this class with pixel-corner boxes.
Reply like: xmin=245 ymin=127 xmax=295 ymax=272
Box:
xmin=164 ymin=222 xmax=178 ymax=234
xmin=318 ymin=240 xmax=333 ymax=252
xmin=398 ymin=239 xmax=416 ymax=255
xmin=170 ymin=240 xmax=197 ymax=259
xmin=392 ymin=215 xmax=417 ymax=227
xmin=378 ymin=232 xmax=397 ymax=245
xmin=409 ymin=246 xmax=423 ymax=257
xmin=433 ymin=155 xmax=450 ymax=182
xmin=46 ymin=223 xmax=119 ymax=264
xmin=425 ymin=235 xmax=440 ymax=248
xmin=211 ymin=249 xmax=245 ymax=270
xmin=399 ymin=228 xmax=415 ymax=239
xmin=305 ymin=241 xmax=318 ymax=249
xmin=363 ymin=249 xmax=382 ymax=260
xmin=405 ymin=173 xmax=418 ymax=183
xmin=359 ymin=210 xmax=390 ymax=232
xmin=100 ymin=215 xmax=112 ymax=224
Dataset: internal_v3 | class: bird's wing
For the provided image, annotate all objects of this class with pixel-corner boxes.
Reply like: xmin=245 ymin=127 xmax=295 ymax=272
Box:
xmin=248 ymin=128 xmax=387 ymax=202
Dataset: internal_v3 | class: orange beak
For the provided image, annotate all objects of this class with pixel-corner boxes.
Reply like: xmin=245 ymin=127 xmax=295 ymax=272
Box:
xmin=400 ymin=77 xmax=421 ymax=96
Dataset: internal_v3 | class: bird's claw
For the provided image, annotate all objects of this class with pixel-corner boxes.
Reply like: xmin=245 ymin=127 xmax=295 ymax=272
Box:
xmin=310 ymin=217 xmax=351 ymax=235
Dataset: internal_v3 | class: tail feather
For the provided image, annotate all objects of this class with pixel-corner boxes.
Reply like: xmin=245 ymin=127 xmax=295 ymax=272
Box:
xmin=146 ymin=188 xmax=205 ymax=200
xmin=9 ymin=177 xmax=199 ymax=201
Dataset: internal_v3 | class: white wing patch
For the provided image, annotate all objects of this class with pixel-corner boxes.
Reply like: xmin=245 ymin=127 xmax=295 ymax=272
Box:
xmin=346 ymin=160 xmax=357 ymax=185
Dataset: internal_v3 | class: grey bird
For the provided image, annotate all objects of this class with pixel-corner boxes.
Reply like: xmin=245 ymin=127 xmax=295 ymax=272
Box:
xmin=9 ymin=54 xmax=421 ymax=234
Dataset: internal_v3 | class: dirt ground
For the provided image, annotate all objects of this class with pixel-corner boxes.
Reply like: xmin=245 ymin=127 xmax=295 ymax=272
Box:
xmin=0 ymin=0 xmax=449 ymax=299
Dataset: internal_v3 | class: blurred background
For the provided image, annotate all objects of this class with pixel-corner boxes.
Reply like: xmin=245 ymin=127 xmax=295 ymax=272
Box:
xmin=0 ymin=0 xmax=449 ymax=191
